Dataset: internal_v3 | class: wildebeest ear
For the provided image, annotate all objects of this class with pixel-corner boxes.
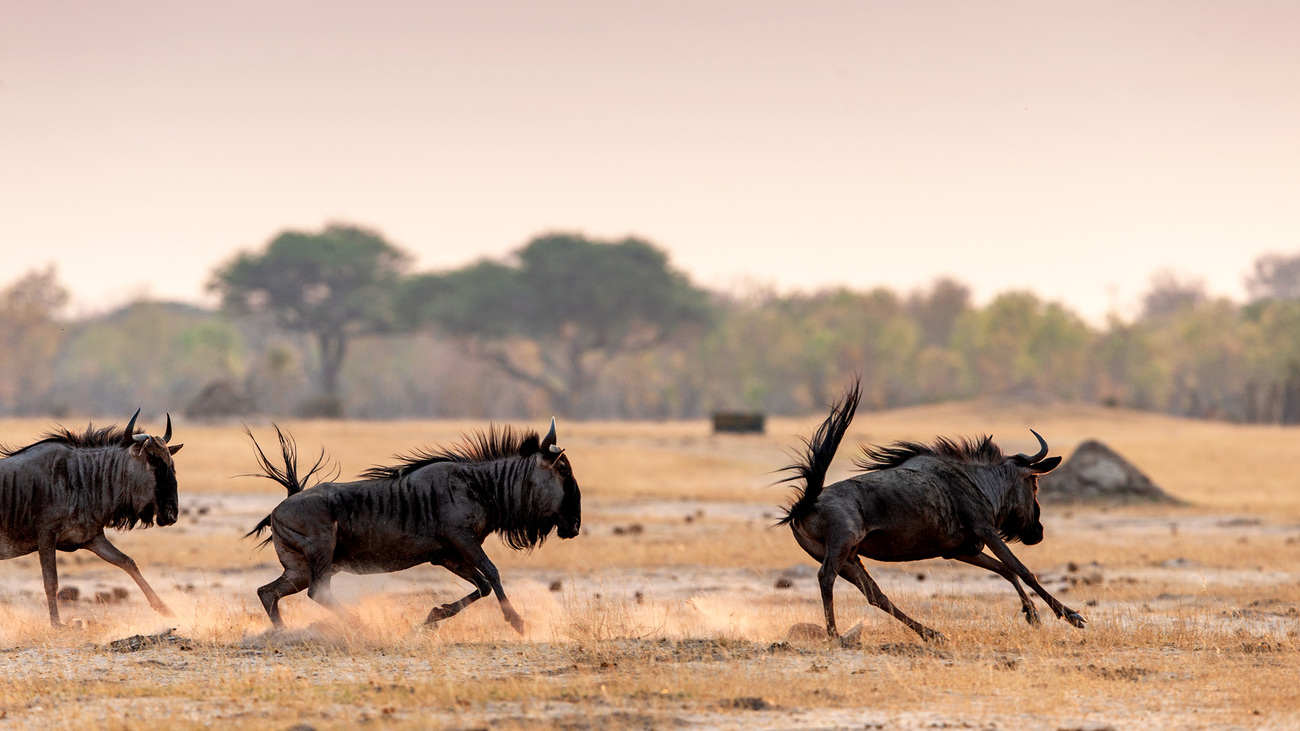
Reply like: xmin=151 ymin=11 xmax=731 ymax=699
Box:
xmin=168 ymin=443 xmax=184 ymax=455
xmin=1031 ymin=455 xmax=1062 ymax=474
xmin=518 ymin=434 xmax=541 ymax=457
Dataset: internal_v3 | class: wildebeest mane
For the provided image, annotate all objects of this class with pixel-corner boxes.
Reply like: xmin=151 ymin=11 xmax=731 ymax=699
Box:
xmin=854 ymin=435 xmax=1005 ymax=472
xmin=361 ymin=424 xmax=563 ymax=552
xmin=0 ymin=423 xmax=133 ymax=457
xmin=359 ymin=425 xmax=541 ymax=480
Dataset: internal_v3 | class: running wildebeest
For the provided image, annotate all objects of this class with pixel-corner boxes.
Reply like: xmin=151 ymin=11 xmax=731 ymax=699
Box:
xmin=779 ymin=380 xmax=1086 ymax=642
xmin=0 ymin=409 xmax=182 ymax=626
xmin=246 ymin=418 xmax=581 ymax=633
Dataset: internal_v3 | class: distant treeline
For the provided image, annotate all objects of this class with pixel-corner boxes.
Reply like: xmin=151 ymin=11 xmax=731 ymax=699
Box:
xmin=5 ymin=227 xmax=1300 ymax=422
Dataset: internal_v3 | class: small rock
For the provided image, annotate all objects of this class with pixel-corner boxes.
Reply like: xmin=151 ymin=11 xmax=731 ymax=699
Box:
xmin=107 ymin=628 xmax=193 ymax=653
xmin=787 ymin=623 xmax=825 ymax=641
xmin=722 ymin=697 xmax=770 ymax=711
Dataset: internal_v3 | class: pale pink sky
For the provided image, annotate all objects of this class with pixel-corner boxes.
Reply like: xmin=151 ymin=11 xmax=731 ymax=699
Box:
xmin=2 ymin=1 xmax=1298 ymax=320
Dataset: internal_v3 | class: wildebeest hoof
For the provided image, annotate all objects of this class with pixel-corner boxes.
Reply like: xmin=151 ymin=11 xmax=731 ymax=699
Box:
xmin=1064 ymin=610 xmax=1087 ymax=628
xmin=1022 ymin=604 xmax=1041 ymax=625
xmin=505 ymin=612 xmax=525 ymax=634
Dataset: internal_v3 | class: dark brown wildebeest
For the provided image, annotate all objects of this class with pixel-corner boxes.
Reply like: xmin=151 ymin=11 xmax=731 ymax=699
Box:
xmin=0 ymin=409 xmax=182 ymax=626
xmin=779 ymin=380 xmax=1085 ymax=642
xmin=246 ymin=418 xmax=580 ymax=633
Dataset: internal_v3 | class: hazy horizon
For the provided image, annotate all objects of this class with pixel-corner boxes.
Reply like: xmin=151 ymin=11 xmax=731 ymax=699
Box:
xmin=4 ymin=1 xmax=1298 ymax=320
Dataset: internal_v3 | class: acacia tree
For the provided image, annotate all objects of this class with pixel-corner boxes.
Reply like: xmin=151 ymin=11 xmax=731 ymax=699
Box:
xmin=400 ymin=233 xmax=711 ymax=416
xmin=210 ymin=224 xmax=409 ymax=415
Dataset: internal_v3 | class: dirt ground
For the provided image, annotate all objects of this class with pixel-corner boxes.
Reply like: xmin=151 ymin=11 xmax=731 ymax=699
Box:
xmin=1 ymin=404 xmax=1299 ymax=729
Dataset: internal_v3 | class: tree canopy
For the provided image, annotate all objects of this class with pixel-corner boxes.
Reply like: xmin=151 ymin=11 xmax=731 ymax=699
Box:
xmin=209 ymin=224 xmax=410 ymax=413
xmin=400 ymin=232 xmax=712 ymax=415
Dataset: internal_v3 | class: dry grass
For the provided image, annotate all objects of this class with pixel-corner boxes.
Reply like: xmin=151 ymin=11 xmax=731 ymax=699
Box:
xmin=1 ymin=403 xmax=1299 ymax=728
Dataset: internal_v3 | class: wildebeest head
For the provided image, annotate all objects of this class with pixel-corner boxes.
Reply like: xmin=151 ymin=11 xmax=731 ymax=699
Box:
xmin=521 ymin=417 xmax=582 ymax=540
xmin=999 ymin=430 xmax=1061 ymax=545
xmin=123 ymin=411 xmax=184 ymax=527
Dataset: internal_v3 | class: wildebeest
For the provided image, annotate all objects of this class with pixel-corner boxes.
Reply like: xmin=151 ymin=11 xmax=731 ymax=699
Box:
xmin=0 ymin=410 xmax=183 ymax=626
xmin=246 ymin=418 xmax=581 ymax=633
xmin=779 ymin=380 xmax=1085 ymax=642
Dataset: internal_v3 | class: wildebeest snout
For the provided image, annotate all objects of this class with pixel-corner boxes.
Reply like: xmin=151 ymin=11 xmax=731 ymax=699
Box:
xmin=1023 ymin=524 xmax=1044 ymax=545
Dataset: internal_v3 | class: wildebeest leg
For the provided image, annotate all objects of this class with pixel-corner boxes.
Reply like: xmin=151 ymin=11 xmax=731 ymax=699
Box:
xmin=978 ymin=532 xmax=1086 ymax=628
xmin=84 ymin=533 xmax=173 ymax=617
xmin=38 ymin=532 xmax=61 ymax=627
xmin=953 ymin=552 xmax=1039 ymax=625
xmin=817 ymin=538 xmax=857 ymax=640
xmin=305 ymin=557 xmax=353 ymax=622
xmin=447 ymin=536 xmax=525 ymax=634
xmin=840 ymin=558 xmax=946 ymax=643
xmin=424 ymin=558 xmax=490 ymax=625
xmin=306 ymin=574 xmax=349 ymax=620
xmin=258 ymin=552 xmax=310 ymax=628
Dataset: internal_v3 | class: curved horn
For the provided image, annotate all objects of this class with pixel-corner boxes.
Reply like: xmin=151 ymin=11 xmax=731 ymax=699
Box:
xmin=1016 ymin=429 xmax=1050 ymax=464
xmin=540 ymin=417 xmax=558 ymax=452
xmin=122 ymin=408 xmax=141 ymax=446
xmin=163 ymin=413 xmax=173 ymax=443
xmin=134 ymin=433 xmax=150 ymax=442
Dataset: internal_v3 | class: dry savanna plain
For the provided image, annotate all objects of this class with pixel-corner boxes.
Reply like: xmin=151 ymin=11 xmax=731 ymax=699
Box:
xmin=2 ymin=402 xmax=1299 ymax=729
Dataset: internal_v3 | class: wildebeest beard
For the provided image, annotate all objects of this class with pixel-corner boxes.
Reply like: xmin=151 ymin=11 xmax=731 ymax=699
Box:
xmin=992 ymin=472 xmax=1043 ymax=545
xmin=466 ymin=462 xmax=567 ymax=551
xmin=144 ymin=451 xmax=179 ymax=527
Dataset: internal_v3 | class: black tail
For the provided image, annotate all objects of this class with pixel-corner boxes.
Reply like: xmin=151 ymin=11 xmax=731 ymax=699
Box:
xmin=776 ymin=379 xmax=861 ymax=526
xmin=243 ymin=425 xmax=335 ymax=544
